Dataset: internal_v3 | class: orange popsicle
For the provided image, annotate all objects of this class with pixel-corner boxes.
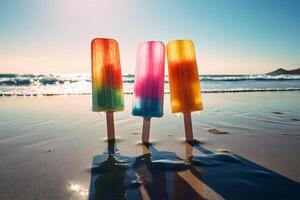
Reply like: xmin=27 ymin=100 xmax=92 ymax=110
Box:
xmin=167 ymin=39 xmax=203 ymax=141
xmin=167 ymin=40 xmax=203 ymax=113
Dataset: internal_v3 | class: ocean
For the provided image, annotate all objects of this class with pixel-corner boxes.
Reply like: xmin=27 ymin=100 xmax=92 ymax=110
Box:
xmin=0 ymin=73 xmax=300 ymax=96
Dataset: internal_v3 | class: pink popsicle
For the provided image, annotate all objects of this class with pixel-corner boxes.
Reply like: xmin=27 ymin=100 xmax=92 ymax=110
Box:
xmin=132 ymin=41 xmax=165 ymax=143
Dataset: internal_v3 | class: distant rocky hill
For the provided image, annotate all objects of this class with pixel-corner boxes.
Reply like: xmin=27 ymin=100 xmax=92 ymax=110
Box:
xmin=267 ymin=68 xmax=300 ymax=75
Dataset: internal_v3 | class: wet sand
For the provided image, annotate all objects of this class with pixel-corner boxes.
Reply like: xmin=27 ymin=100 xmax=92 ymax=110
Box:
xmin=0 ymin=92 xmax=300 ymax=199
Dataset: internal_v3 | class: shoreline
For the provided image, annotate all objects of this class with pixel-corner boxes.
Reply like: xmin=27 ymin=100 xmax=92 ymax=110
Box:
xmin=1 ymin=89 xmax=300 ymax=97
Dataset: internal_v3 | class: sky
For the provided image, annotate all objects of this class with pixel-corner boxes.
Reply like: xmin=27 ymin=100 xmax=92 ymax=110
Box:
xmin=0 ymin=0 xmax=299 ymax=74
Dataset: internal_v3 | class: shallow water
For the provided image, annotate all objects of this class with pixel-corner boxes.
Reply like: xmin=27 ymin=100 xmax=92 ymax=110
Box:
xmin=1 ymin=73 xmax=300 ymax=95
xmin=0 ymin=92 xmax=300 ymax=199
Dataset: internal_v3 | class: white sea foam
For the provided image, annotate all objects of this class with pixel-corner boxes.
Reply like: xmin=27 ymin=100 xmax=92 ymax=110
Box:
xmin=0 ymin=73 xmax=300 ymax=96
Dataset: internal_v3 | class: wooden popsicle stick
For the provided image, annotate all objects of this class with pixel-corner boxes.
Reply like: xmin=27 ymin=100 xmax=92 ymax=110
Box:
xmin=106 ymin=111 xmax=115 ymax=141
xmin=183 ymin=112 xmax=193 ymax=142
xmin=185 ymin=141 xmax=193 ymax=161
xmin=142 ymin=143 xmax=150 ymax=155
xmin=142 ymin=118 xmax=151 ymax=143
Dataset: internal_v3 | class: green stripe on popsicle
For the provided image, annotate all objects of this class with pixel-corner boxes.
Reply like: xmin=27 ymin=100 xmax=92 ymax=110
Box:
xmin=92 ymin=87 xmax=124 ymax=112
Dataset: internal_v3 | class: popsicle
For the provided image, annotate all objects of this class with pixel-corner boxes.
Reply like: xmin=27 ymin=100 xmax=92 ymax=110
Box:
xmin=91 ymin=38 xmax=124 ymax=140
xmin=166 ymin=39 xmax=203 ymax=141
xmin=132 ymin=41 xmax=165 ymax=143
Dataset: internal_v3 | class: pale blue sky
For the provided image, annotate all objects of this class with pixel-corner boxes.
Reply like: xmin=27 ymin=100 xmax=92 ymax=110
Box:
xmin=0 ymin=0 xmax=299 ymax=74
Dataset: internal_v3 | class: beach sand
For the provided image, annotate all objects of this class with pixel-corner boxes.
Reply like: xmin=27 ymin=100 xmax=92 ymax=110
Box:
xmin=0 ymin=92 xmax=300 ymax=199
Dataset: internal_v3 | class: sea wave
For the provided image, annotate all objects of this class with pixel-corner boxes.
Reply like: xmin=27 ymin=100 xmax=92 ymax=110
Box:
xmin=1 ymin=73 xmax=300 ymax=96
xmin=0 ymin=73 xmax=300 ymax=86
xmin=0 ymin=74 xmax=89 ymax=86
xmin=200 ymin=74 xmax=300 ymax=81
xmin=1 ymin=88 xmax=300 ymax=96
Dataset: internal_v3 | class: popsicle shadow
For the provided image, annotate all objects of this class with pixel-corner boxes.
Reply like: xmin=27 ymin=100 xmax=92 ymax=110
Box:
xmin=132 ymin=143 xmax=205 ymax=200
xmin=88 ymin=140 xmax=300 ymax=200
xmin=88 ymin=140 xmax=129 ymax=200
xmin=187 ymin=140 xmax=300 ymax=200
xmin=88 ymin=141 xmax=205 ymax=200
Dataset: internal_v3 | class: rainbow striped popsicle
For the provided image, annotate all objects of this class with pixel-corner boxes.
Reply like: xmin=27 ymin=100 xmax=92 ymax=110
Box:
xmin=91 ymin=38 xmax=124 ymax=112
